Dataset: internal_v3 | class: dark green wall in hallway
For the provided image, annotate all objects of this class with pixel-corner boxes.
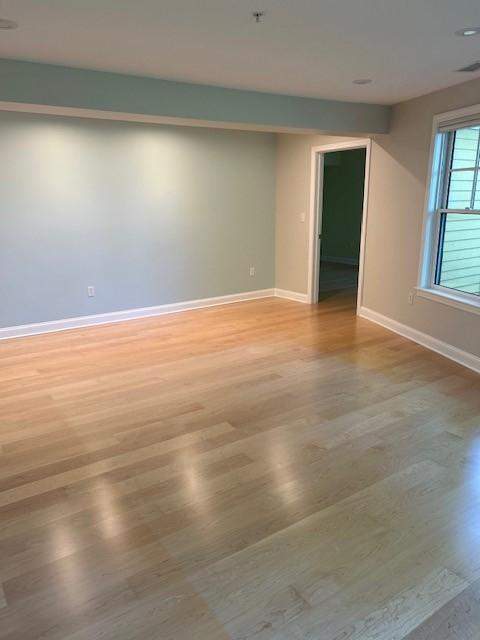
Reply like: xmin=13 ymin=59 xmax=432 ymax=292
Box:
xmin=321 ymin=148 xmax=366 ymax=263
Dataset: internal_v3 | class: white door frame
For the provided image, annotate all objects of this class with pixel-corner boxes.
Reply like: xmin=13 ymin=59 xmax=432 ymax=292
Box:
xmin=307 ymin=138 xmax=372 ymax=311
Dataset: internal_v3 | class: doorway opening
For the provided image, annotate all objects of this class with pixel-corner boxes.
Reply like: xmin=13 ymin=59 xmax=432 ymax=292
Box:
xmin=308 ymin=139 xmax=371 ymax=311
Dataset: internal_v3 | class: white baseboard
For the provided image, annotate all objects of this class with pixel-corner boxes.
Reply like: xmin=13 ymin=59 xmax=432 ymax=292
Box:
xmin=274 ymin=288 xmax=309 ymax=303
xmin=0 ymin=289 xmax=275 ymax=340
xmin=322 ymin=255 xmax=359 ymax=266
xmin=359 ymin=306 xmax=480 ymax=375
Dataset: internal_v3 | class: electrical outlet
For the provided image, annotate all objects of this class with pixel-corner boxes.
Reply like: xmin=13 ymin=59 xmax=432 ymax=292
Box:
xmin=408 ymin=289 xmax=415 ymax=305
xmin=300 ymin=211 xmax=306 ymax=223
xmin=249 ymin=266 xmax=255 ymax=277
xmin=87 ymin=286 xmax=95 ymax=297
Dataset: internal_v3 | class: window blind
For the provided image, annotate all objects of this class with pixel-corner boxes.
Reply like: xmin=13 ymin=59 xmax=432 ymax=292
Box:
xmin=438 ymin=116 xmax=480 ymax=133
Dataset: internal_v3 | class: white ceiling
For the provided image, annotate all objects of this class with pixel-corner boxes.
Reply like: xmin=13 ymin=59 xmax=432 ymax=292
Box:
xmin=1 ymin=0 xmax=480 ymax=105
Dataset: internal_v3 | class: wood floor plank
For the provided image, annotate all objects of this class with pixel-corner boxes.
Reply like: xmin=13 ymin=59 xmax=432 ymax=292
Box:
xmin=403 ymin=577 xmax=480 ymax=639
xmin=0 ymin=293 xmax=478 ymax=639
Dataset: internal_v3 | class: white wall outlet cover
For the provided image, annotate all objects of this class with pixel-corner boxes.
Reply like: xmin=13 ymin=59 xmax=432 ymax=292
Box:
xmin=249 ymin=267 xmax=255 ymax=276
xmin=300 ymin=212 xmax=306 ymax=223
xmin=87 ymin=286 xmax=95 ymax=297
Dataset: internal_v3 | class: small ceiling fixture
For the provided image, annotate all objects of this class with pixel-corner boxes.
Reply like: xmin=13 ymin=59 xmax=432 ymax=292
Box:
xmin=457 ymin=61 xmax=480 ymax=73
xmin=455 ymin=27 xmax=480 ymax=37
xmin=353 ymin=78 xmax=372 ymax=85
xmin=0 ymin=18 xmax=18 ymax=29
xmin=253 ymin=11 xmax=265 ymax=23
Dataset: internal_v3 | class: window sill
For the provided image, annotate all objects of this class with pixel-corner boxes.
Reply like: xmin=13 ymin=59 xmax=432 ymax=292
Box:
xmin=415 ymin=287 xmax=480 ymax=316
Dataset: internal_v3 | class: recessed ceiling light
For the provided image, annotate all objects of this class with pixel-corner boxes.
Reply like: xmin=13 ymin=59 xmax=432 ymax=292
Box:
xmin=353 ymin=79 xmax=372 ymax=85
xmin=0 ymin=18 xmax=18 ymax=29
xmin=456 ymin=27 xmax=480 ymax=37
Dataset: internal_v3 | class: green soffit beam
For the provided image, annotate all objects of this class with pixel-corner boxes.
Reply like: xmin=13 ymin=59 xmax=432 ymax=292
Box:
xmin=0 ymin=58 xmax=390 ymax=134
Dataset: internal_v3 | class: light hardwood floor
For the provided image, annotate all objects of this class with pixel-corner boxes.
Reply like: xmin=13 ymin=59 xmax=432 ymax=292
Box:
xmin=0 ymin=292 xmax=479 ymax=639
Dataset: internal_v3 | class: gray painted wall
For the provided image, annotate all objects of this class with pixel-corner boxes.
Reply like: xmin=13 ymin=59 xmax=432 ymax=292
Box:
xmin=0 ymin=111 xmax=276 ymax=328
xmin=0 ymin=59 xmax=390 ymax=134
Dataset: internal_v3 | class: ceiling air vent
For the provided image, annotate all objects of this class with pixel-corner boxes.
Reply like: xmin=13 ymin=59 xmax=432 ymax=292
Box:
xmin=457 ymin=61 xmax=480 ymax=72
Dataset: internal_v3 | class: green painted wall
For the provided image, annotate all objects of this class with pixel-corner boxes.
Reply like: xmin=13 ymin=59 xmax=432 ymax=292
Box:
xmin=0 ymin=111 xmax=276 ymax=328
xmin=0 ymin=59 xmax=390 ymax=134
xmin=321 ymin=149 xmax=366 ymax=263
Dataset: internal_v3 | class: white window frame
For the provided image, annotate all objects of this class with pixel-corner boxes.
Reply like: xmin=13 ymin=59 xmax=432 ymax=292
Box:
xmin=417 ymin=103 xmax=480 ymax=316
